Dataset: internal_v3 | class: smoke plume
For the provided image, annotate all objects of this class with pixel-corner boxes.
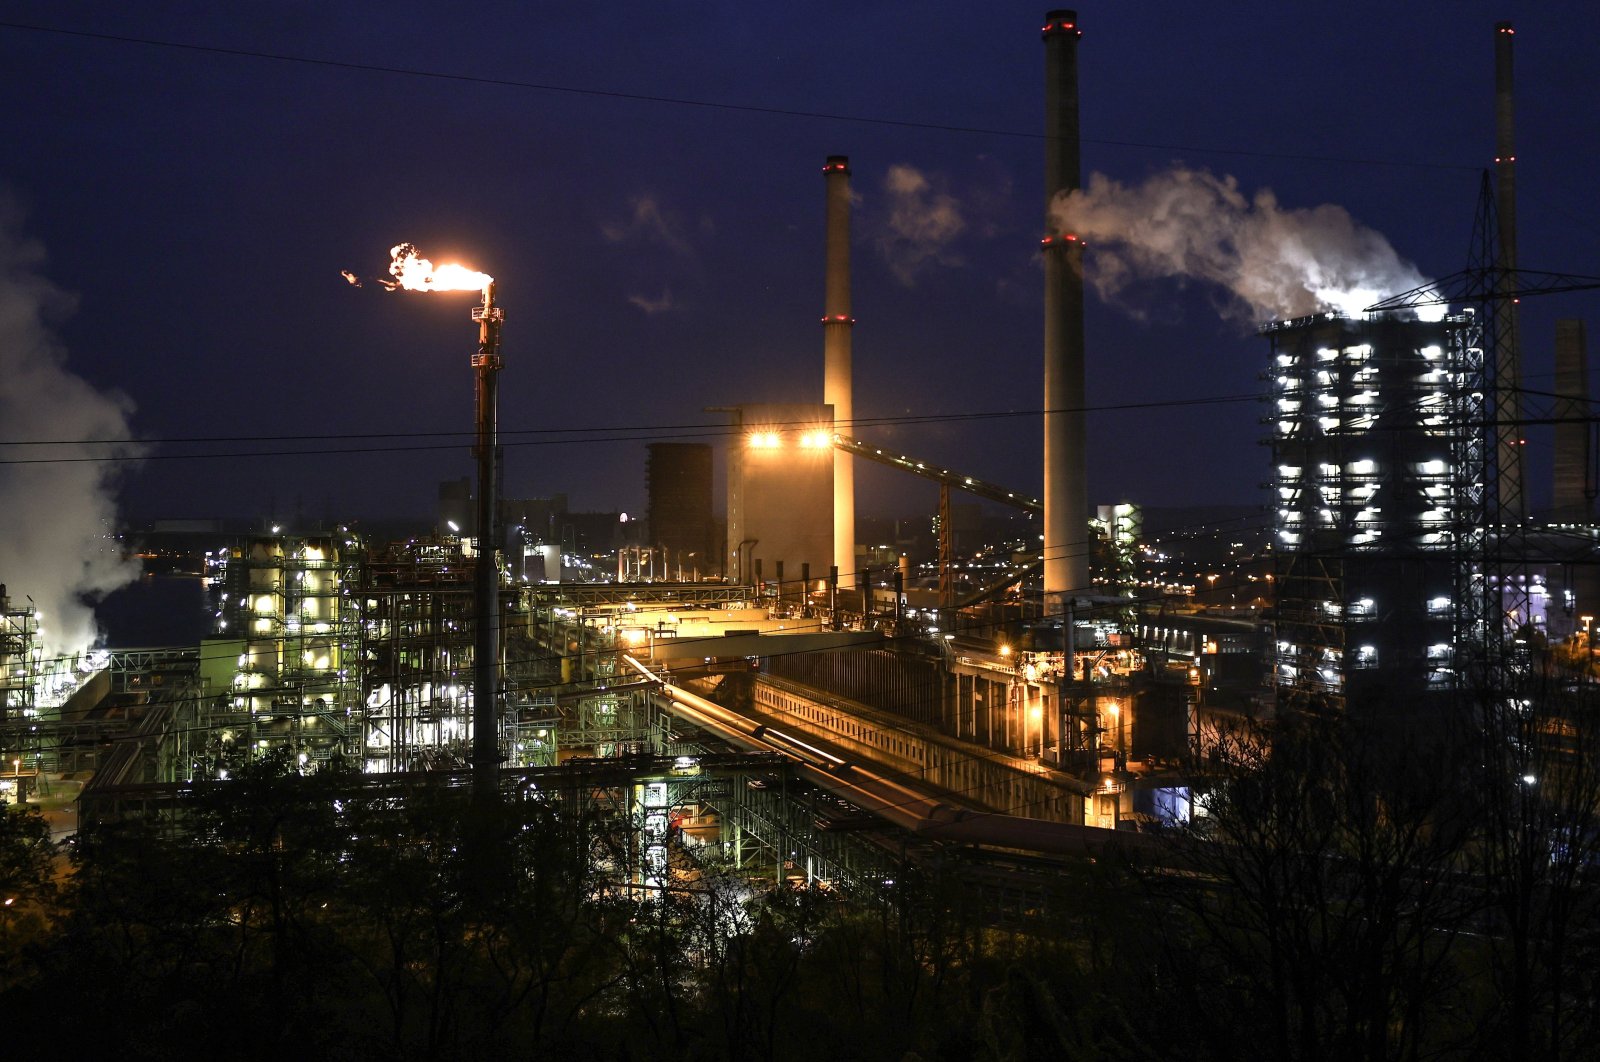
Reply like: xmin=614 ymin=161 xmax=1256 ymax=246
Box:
xmin=601 ymin=194 xmax=700 ymax=256
xmin=627 ymin=287 xmax=676 ymax=315
xmin=0 ymin=198 xmax=143 ymax=660
xmin=1050 ymin=167 xmax=1432 ymax=323
xmin=874 ymin=164 xmax=966 ymax=286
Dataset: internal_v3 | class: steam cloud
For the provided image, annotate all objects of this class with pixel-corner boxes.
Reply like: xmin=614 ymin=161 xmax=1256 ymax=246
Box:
xmin=628 ymin=287 xmax=676 ymax=315
xmin=602 ymin=194 xmax=705 ymax=312
xmin=0 ymin=199 xmax=143 ymax=660
xmin=601 ymin=194 xmax=698 ymax=256
xmin=1050 ymin=167 xmax=1433 ymax=323
xmin=874 ymin=164 xmax=966 ymax=286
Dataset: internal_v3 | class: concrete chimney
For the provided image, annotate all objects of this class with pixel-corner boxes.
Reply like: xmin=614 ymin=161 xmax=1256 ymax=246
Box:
xmin=1042 ymin=11 xmax=1088 ymax=609
xmin=822 ymin=155 xmax=857 ymax=590
xmin=1494 ymin=20 xmax=1525 ymax=519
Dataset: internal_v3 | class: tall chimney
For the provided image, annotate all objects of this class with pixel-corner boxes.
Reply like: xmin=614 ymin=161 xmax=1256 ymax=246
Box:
xmin=822 ymin=155 xmax=857 ymax=590
xmin=1042 ymin=11 xmax=1088 ymax=609
xmin=1494 ymin=20 xmax=1525 ymax=521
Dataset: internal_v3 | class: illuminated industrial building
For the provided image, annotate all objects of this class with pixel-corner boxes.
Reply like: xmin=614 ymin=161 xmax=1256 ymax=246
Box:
xmin=725 ymin=403 xmax=836 ymax=590
xmin=206 ymin=533 xmax=362 ymax=768
xmin=354 ymin=536 xmax=483 ymax=771
xmin=1267 ymin=310 xmax=1486 ymax=717
xmin=205 ymin=531 xmax=533 ymax=774
xmin=1 ymin=588 xmax=40 ymax=802
xmin=1 ymin=584 xmax=116 ymax=789
xmin=1090 ymin=502 xmax=1141 ymax=603
xmin=1 ymin=586 xmax=37 ymax=727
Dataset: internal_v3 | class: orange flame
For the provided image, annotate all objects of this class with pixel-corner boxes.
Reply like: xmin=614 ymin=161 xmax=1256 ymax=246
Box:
xmin=379 ymin=242 xmax=492 ymax=293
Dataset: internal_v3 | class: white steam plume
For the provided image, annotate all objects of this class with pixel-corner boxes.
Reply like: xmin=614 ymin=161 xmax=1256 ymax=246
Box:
xmin=627 ymin=287 xmax=676 ymax=315
xmin=1050 ymin=168 xmax=1436 ymax=323
xmin=874 ymin=164 xmax=966 ymax=286
xmin=0 ymin=198 xmax=143 ymax=660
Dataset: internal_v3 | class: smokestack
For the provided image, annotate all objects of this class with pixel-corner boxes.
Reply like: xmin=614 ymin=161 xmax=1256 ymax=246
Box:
xmin=823 ymin=155 xmax=857 ymax=590
xmin=1494 ymin=20 xmax=1525 ymax=520
xmin=1042 ymin=10 xmax=1088 ymax=609
xmin=1495 ymin=22 xmax=1518 ymax=277
xmin=1552 ymin=320 xmax=1592 ymax=519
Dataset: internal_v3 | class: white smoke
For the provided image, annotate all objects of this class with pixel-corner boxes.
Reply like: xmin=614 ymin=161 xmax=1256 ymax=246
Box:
xmin=1050 ymin=167 xmax=1434 ymax=323
xmin=874 ymin=164 xmax=966 ymax=286
xmin=600 ymin=194 xmax=699 ymax=256
xmin=0 ymin=197 xmax=143 ymax=660
xmin=627 ymin=287 xmax=676 ymax=315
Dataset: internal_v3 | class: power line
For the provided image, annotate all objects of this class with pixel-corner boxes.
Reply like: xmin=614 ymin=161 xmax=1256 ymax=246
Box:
xmin=12 ymin=350 xmax=1591 ymax=458
xmin=0 ymin=393 xmax=1264 ymax=464
xmin=0 ymin=20 xmax=1480 ymax=175
xmin=2 ymin=393 xmax=1262 ymax=448
xmin=15 ymin=381 xmax=1599 ymax=468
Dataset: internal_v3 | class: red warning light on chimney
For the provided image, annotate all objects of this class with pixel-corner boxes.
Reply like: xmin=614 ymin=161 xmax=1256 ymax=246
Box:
xmin=1042 ymin=10 xmax=1081 ymax=38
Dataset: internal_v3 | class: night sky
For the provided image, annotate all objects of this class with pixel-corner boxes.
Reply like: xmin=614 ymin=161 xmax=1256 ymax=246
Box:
xmin=4 ymin=2 xmax=1599 ymax=527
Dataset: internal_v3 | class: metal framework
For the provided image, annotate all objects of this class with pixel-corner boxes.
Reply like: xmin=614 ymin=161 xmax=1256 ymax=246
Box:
xmin=1266 ymin=311 xmax=1466 ymax=716
xmin=356 ymin=537 xmax=483 ymax=771
xmin=0 ymin=593 xmax=38 ymax=730
xmin=1367 ymin=175 xmax=1600 ymax=691
xmin=831 ymin=434 xmax=1041 ymax=513
xmin=526 ymin=583 xmax=758 ymax=609
xmin=219 ymin=533 xmax=363 ymax=765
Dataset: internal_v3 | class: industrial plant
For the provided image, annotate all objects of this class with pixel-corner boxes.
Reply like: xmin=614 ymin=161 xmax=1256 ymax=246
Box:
xmin=3 ymin=12 xmax=1600 ymax=1055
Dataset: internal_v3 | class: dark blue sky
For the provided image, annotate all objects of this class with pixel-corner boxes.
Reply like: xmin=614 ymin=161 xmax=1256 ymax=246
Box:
xmin=3 ymin=2 xmax=1598 ymax=525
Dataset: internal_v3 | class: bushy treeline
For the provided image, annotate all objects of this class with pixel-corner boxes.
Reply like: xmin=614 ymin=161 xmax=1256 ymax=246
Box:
xmin=0 ymin=757 xmax=1126 ymax=1061
xmin=1153 ymin=688 xmax=1600 ymax=1062
xmin=1 ymin=696 xmax=1598 ymax=1061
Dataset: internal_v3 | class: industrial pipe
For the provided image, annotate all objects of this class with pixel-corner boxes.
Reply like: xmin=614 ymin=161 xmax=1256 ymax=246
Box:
xmin=472 ymin=282 xmax=505 ymax=805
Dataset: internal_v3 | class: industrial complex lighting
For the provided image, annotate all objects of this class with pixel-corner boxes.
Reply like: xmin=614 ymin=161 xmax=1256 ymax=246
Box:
xmin=744 ymin=428 xmax=831 ymax=449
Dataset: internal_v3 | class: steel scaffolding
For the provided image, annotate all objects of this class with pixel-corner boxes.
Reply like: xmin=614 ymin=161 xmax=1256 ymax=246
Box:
xmin=1266 ymin=311 xmax=1468 ymax=718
